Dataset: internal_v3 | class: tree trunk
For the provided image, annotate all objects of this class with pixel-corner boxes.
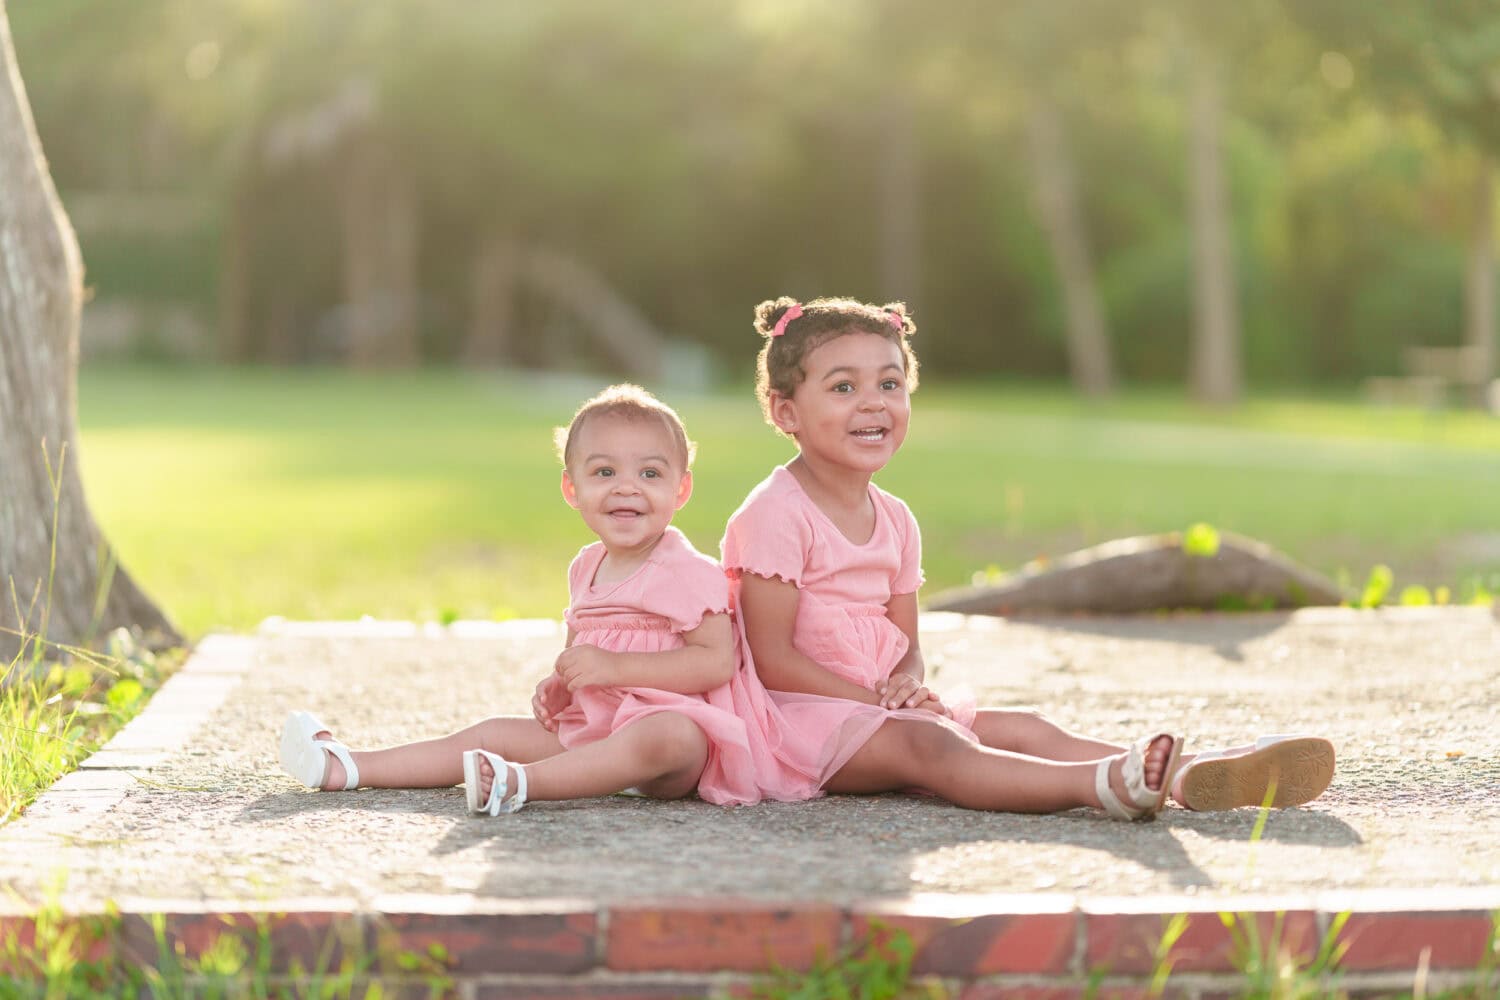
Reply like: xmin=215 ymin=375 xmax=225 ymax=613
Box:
xmin=0 ymin=3 xmax=179 ymax=661
xmin=1187 ymin=46 xmax=1241 ymax=406
xmin=1025 ymin=97 xmax=1114 ymax=398
xmin=1465 ymin=156 xmax=1495 ymax=406
xmin=465 ymin=235 xmax=517 ymax=367
xmin=339 ymin=133 xmax=419 ymax=368
xmin=217 ymin=177 xmax=255 ymax=363
xmin=879 ymin=93 xmax=921 ymax=309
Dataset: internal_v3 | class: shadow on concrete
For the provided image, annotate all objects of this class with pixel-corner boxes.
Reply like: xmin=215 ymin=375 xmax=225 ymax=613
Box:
xmin=1162 ymin=807 xmax=1365 ymax=848
xmin=1014 ymin=613 xmax=1293 ymax=663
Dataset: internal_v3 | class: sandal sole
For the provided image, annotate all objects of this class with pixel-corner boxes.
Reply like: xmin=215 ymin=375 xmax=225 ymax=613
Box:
xmin=1179 ymin=737 xmax=1334 ymax=811
xmin=462 ymin=750 xmax=486 ymax=813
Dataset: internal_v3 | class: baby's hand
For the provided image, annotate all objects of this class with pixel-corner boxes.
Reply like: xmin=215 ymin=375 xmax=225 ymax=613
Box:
xmin=532 ymin=675 xmax=570 ymax=732
xmin=910 ymin=694 xmax=952 ymax=717
xmin=876 ymin=672 xmax=931 ymax=711
xmin=555 ymin=643 xmax=618 ymax=693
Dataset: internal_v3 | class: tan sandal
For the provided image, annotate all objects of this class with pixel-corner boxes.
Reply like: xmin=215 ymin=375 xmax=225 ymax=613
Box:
xmin=1175 ymin=734 xmax=1334 ymax=811
xmin=1095 ymin=733 xmax=1184 ymax=821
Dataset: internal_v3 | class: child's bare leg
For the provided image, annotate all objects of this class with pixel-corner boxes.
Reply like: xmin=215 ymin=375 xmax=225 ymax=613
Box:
xmin=310 ymin=717 xmax=562 ymax=790
xmin=472 ymin=711 xmax=709 ymax=807
xmin=826 ymin=718 xmax=1175 ymax=814
xmin=967 ymin=708 xmax=1128 ymax=762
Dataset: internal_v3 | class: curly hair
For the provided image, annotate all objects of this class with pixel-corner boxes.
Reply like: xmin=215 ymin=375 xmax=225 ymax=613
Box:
xmin=752 ymin=296 xmax=920 ymax=430
xmin=553 ymin=383 xmax=696 ymax=470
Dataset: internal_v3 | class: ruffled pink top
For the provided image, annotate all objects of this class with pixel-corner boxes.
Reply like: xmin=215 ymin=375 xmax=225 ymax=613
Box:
xmin=721 ymin=466 xmax=977 ymax=799
xmin=544 ymin=526 xmax=760 ymax=806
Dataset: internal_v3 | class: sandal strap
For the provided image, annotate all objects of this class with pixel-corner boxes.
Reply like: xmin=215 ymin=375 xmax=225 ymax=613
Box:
xmin=316 ymin=739 xmax=359 ymax=790
xmin=498 ymin=765 xmax=527 ymax=814
xmin=1095 ymin=756 xmax=1143 ymax=820
xmin=474 ymin=749 xmax=527 ymax=816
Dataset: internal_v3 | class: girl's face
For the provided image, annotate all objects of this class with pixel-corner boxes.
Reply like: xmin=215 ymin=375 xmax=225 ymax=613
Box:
xmin=771 ymin=331 xmax=910 ymax=478
xmin=561 ymin=414 xmax=692 ymax=556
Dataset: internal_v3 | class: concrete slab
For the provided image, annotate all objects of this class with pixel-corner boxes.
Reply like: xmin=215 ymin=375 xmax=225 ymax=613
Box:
xmin=2 ymin=611 xmax=1497 ymax=992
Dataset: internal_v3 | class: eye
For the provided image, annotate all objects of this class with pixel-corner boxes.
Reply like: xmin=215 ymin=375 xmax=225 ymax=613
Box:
xmin=642 ymin=468 xmax=661 ymax=479
xmin=880 ymin=378 xmax=902 ymax=391
xmin=593 ymin=467 xmax=614 ymax=478
xmin=832 ymin=381 xmax=854 ymax=393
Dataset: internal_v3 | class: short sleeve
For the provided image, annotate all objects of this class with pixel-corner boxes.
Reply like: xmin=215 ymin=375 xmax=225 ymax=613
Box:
xmin=565 ymin=544 xmax=599 ymax=607
xmin=889 ymin=496 xmax=924 ymax=595
xmin=564 ymin=542 xmax=597 ymax=620
xmin=653 ymin=549 xmax=732 ymax=634
xmin=720 ymin=489 xmax=814 ymax=588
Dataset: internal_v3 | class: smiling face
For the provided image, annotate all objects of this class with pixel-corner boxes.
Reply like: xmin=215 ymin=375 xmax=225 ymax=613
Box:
xmin=770 ymin=330 xmax=911 ymax=479
xmin=560 ymin=412 xmax=692 ymax=559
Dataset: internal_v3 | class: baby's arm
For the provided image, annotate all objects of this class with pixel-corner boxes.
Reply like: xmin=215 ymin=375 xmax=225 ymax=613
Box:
xmin=738 ymin=573 xmax=883 ymax=705
xmin=553 ymin=613 xmax=735 ymax=695
xmin=876 ymin=591 xmax=948 ymax=714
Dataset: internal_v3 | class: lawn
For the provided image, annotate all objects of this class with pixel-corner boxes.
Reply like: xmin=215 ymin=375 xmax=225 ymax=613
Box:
xmin=75 ymin=365 xmax=1500 ymax=638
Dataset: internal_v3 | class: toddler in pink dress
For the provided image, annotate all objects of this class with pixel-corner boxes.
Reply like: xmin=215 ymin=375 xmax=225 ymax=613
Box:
xmin=280 ymin=384 xmax=761 ymax=812
xmin=722 ymin=465 xmax=978 ymax=788
xmin=724 ymin=296 xmax=1334 ymax=817
xmin=539 ymin=523 xmax=758 ymax=805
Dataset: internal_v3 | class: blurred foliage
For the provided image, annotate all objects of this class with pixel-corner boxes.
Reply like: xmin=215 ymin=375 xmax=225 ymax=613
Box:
xmin=8 ymin=0 xmax=1500 ymax=382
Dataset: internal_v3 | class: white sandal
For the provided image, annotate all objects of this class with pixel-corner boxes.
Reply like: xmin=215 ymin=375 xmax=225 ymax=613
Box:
xmin=1095 ymin=733 xmax=1183 ymax=821
xmin=279 ymin=711 xmax=359 ymax=790
xmin=463 ymin=749 xmax=528 ymax=816
xmin=1175 ymin=734 xmax=1334 ymax=811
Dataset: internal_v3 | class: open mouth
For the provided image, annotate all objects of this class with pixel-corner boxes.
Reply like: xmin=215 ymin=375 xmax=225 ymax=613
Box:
xmin=606 ymin=509 xmax=644 ymax=519
xmin=850 ymin=427 xmax=887 ymax=442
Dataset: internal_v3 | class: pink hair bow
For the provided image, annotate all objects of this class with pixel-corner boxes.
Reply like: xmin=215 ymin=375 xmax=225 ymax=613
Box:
xmin=771 ymin=303 xmax=803 ymax=338
xmin=887 ymin=310 xmax=905 ymax=332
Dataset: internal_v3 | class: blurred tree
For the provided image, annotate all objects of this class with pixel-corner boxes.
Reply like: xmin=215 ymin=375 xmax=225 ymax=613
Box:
xmin=1288 ymin=0 xmax=1500 ymax=395
xmin=1007 ymin=0 xmax=1131 ymax=398
xmin=923 ymin=0 xmax=1123 ymax=396
xmin=0 ymin=1 xmax=179 ymax=659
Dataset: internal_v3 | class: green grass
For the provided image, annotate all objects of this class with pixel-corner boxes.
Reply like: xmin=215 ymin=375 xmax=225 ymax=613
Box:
xmin=76 ymin=365 xmax=1500 ymax=638
xmin=0 ymin=633 xmax=172 ymax=824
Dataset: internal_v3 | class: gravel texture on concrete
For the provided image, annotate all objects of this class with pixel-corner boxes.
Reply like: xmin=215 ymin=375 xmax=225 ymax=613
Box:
xmin=3 ymin=608 xmax=1496 ymax=911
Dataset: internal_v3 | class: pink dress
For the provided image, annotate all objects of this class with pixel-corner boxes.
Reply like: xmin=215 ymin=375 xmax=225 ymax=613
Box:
xmin=545 ymin=526 xmax=760 ymax=806
xmin=721 ymin=466 xmax=977 ymax=799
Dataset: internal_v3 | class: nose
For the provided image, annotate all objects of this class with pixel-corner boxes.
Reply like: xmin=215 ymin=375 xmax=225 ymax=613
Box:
xmin=857 ymin=387 xmax=884 ymax=411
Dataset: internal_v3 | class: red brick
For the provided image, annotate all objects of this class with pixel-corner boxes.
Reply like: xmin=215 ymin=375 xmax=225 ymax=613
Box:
xmin=375 ymin=909 xmax=596 ymax=975
xmin=1337 ymin=911 xmax=1497 ymax=971
xmin=1084 ymin=909 xmax=1318 ymax=975
xmin=0 ymin=912 xmax=119 ymax=973
xmin=118 ymin=910 xmax=359 ymax=974
xmin=960 ymin=987 xmax=1169 ymax=1000
xmin=851 ymin=911 xmax=1076 ymax=976
xmin=605 ymin=903 xmax=841 ymax=972
xmin=475 ymin=979 xmax=720 ymax=999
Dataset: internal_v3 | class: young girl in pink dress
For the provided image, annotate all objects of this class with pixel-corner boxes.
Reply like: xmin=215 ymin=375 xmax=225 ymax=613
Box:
xmin=280 ymin=384 xmax=761 ymax=812
xmin=723 ymin=296 xmax=1335 ymax=818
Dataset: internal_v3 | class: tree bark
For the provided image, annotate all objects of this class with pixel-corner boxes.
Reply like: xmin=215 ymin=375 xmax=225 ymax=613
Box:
xmin=465 ymin=235 xmax=517 ymax=367
xmin=1465 ymin=156 xmax=1495 ymax=405
xmin=217 ymin=177 xmax=255 ymax=363
xmin=1187 ymin=46 xmax=1241 ymax=406
xmin=1025 ymin=97 xmax=1114 ymax=397
xmin=879 ymin=93 xmax=921 ymax=309
xmin=339 ymin=132 xmax=419 ymax=367
xmin=0 ymin=3 xmax=179 ymax=661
